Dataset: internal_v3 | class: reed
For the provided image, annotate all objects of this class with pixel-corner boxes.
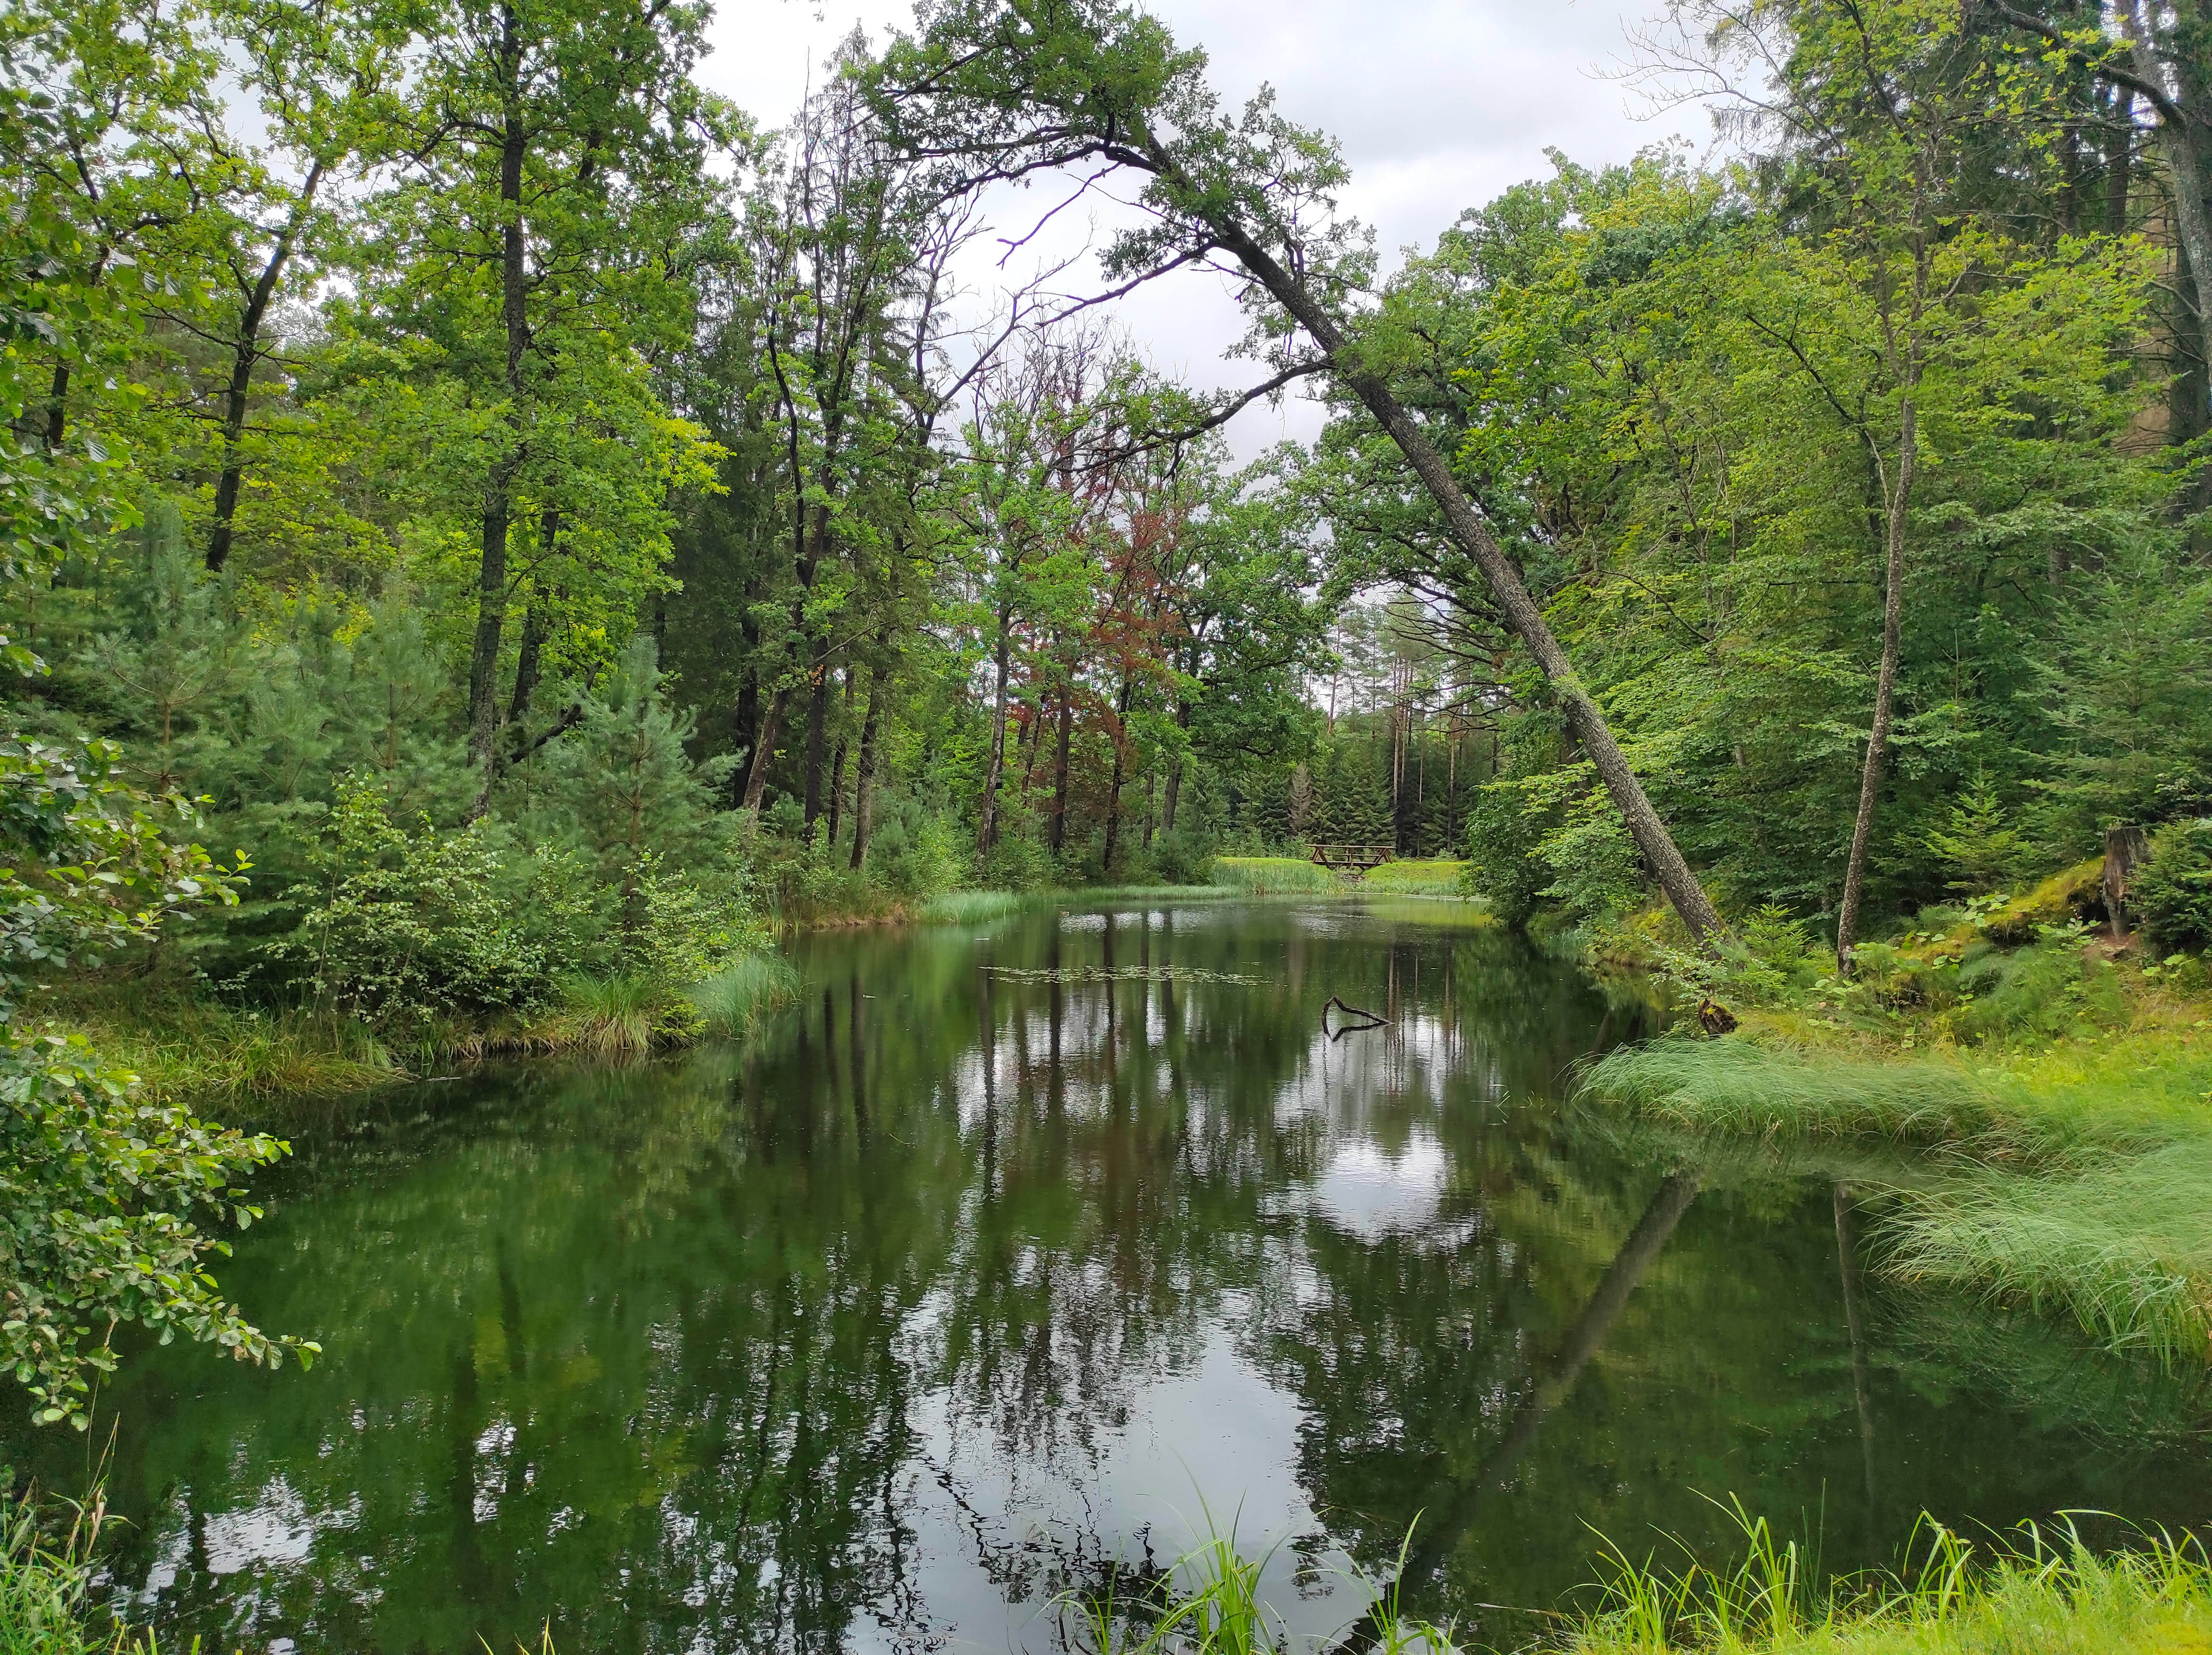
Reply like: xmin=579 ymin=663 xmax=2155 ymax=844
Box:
xmin=0 ymin=1491 xmax=154 ymax=1655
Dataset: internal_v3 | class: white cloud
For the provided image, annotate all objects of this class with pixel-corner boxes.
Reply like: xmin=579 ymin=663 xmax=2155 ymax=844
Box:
xmin=696 ymin=0 xmax=1697 ymax=452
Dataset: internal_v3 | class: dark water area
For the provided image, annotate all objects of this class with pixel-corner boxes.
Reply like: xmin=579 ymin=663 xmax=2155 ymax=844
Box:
xmin=9 ymin=899 xmax=2209 ymax=1654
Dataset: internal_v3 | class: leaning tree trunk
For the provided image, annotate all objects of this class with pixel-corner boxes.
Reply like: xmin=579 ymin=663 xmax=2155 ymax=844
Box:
xmin=1834 ymin=398 xmax=1918 ymax=971
xmin=1149 ymin=140 xmax=1724 ymax=943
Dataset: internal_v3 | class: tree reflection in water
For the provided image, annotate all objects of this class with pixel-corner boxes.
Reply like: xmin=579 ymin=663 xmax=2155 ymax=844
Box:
xmin=12 ymin=901 xmax=2211 ymax=1655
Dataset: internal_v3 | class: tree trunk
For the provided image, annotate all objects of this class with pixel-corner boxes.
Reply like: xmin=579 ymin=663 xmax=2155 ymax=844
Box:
xmin=802 ymin=655 xmax=832 ymax=828
xmin=978 ymin=600 xmax=1012 ymax=849
xmin=1102 ymin=668 xmax=1134 ymax=873
xmin=206 ymin=162 xmax=324 ymax=573
xmin=2124 ymin=0 xmax=2212 ymax=413
xmin=826 ymin=668 xmax=854 ymax=845
xmin=1156 ymin=147 xmax=1724 ymax=943
xmin=467 ymin=47 xmax=531 ymax=791
xmin=2106 ymin=87 xmax=2136 ymax=235
xmin=849 ymin=656 xmax=891 ymax=871
xmin=2104 ymin=823 xmax=2152 ymax=937
xmin=1162 ymin=700 xmax=1190 ymax=835
xmin=1835 ymin=398 xmax=1918 ymax=971
xmin=1048 ymin=683 xmax=1074 ymax=856
xmin=742 ymin=687 xmax=788 ymax=811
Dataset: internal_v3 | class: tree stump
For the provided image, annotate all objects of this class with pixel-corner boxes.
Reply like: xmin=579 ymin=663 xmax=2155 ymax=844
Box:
xmin=2103 ymin=825 xmax=2151 ymax=939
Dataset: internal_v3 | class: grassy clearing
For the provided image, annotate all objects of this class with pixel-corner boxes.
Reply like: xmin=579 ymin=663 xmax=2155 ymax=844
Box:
xmin=1570 ymin=1506 xmax=2212 ymax=1655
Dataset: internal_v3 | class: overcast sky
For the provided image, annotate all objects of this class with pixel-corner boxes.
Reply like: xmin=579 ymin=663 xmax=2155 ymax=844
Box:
xmin=694 ymin=0 xmax=1700 ymax=451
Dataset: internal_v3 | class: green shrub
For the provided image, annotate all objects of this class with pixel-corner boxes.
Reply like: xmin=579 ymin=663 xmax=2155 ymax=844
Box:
xmin=1461 ymin=779 xmax=1551 ymax=924
xmin=2134 ymin=819 xmax=2212 ymax=955
xmin=272 ymin=779 xmax=592 ymax=1027
xmin=1148 ymin=828 xmax=1217 ymax=886
xmin=978 ymin=825 xmax=1055 ymax=891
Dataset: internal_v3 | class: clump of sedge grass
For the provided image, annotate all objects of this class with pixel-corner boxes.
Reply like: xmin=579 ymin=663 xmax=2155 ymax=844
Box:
xmin=1579 ymin=1037 xmax=1997 ymax=1141
xmin=1570 ymin=1502 xmax=2212 ymax=1655
xmin=1884 ymin=1141 xmax=2212 ymax=1366
xmin=919 ymin=889 xmax=1037 ymax=924
xmin=688 ymin=951 xmax=799 ymax=1038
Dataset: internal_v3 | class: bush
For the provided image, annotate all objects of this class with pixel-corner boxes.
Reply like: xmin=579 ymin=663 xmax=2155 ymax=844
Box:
xmin=271 ymin=780 xmax=592 ymax=1028
xmin=978 ymin=824 xmax=1055 ymax=891
xmin=2135 ymin=819 xmax=2212 ymax=955
xmin=1148 ymin=828 xmax=1216 ymax=886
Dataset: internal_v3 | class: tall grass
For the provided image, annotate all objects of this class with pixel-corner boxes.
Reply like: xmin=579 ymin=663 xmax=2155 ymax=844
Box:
xmin=919 ymin=889 xmax=1038 ymax=924
xmin=1361 ymin=859 xmax=1471 ymax=898
xmin=44 ymin=996 xmax=399 ymax=1103
xmin=1580 ymin=1038 xmax=1997 ymax=1140
xmin=0 ymin=1492 xmax=153 ymax=1655
xmin=1215 ymin=856 xmax=1345 ymax=895
xmin=1886 ymin=1142 xmax=2212 ymax=1365
xmin=1571 ymin=1506 xmax=2212 ymax=1655
xmin=688 ymin=952 xmax=800 ymax=1037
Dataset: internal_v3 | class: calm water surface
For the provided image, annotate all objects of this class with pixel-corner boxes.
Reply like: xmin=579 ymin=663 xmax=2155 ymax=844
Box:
xmin=11 ymin=899 xmax=2210 ymax=1653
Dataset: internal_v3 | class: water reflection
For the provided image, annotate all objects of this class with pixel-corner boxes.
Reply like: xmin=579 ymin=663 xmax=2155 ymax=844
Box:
xmin=9 ymin=900 xmax=2209 ymax=1655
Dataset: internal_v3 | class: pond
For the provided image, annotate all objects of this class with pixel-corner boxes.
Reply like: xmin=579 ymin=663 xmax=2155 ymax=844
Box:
xmin=10 ymin=898 xmax=2210 ymax=1654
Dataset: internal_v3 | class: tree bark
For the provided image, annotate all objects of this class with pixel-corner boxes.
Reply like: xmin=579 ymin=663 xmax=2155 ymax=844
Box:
xmin=849 ymin=656 xmax=891 ymax=870
xmin=1835 ymin=398 xmax=1917 ymax=971
xmin=1048 ymin=680 xmax=1073 ymax=856
xmin=2122 ymin=0 xmax=2212 ymax=405
xmin=741 ymin=687 xmax=788 ymax=811
xmin=1148 ymin=142 xmax=1724 ymax=943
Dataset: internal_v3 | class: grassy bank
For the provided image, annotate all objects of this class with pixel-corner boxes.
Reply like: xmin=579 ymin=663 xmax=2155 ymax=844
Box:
xmin=37 ymin=953 xmax=801 ymax=1106
xmin=1579 ymin=891 xmax=2212 ymax=1362
xmin=1050 ymin=1509 xmax=2208 ymax=1655
xmin=1567 ymin=1512 xmax=2211 ymax=1655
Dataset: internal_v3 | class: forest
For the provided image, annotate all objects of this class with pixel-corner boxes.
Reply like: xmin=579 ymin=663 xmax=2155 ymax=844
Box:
xmin=7 ymin=0 xmax=2212 ymax=1647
